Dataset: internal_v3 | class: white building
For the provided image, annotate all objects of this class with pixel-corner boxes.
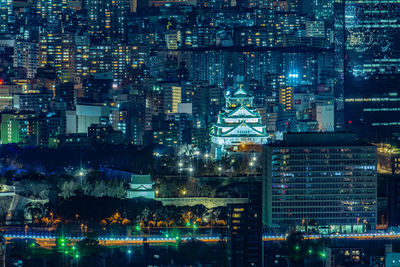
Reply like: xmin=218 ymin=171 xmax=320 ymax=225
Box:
xmin=127 ymin=174 xmax=155 ymax=199
xmin=315 ymin=101 xmax=334 ymax=132
xmin=210 ymin=87 xmax=269 ymax=157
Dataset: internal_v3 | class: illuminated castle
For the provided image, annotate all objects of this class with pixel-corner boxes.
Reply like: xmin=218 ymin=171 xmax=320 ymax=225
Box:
xmin=210 ymin=87 xmax=269 ymax=157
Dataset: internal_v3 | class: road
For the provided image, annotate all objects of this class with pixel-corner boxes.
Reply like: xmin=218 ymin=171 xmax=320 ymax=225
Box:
xmin=3 ymin=233 xmax=223 ymax=247
xmin=4 ymin=231 xmax=400 ymax=247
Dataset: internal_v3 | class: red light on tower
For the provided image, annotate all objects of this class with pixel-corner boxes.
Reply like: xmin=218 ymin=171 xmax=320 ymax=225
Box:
xmin=285 ymin=121 xmax=289 ymax=126
xmin=348 ymin=120 xmax=352 ymax=124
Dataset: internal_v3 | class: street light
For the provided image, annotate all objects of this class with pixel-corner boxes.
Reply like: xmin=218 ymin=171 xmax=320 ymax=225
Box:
xmin=320 ymin=251 xmax=326 ymax=258
xmin=78 ymin=169 xmax=85 ymax=185
xmin=188 ymin=166 xmax=194 ymax=178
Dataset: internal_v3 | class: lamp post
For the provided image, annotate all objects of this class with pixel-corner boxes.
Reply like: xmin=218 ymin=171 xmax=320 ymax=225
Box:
xmin=178 ymin=162 xmax=183 ymax=181
xmin=127 ymin=248 xmax=132 ymax=264
xmin=78 ymin=169 xmax=85 ymax=186
xmin=188 ymin=166 xmax=194 ymax=178
xmin=249 ymin=161 xmax=254 ymax=176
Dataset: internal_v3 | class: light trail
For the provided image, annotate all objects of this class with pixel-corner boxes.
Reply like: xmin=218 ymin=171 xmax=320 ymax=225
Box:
xmin=4 ymin=231 xmax=400 ymax=247
xmin=3 ymin=233 xmax=224 ymax=247
xmin=262 ymin=232 xmax=400 ymax=241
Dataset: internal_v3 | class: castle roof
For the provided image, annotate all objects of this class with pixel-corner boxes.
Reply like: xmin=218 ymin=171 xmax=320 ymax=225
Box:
xmin=220 ymin=121 xmax=266 ymax=137
xmin=223 ymin=104 xmax=259 ymax=118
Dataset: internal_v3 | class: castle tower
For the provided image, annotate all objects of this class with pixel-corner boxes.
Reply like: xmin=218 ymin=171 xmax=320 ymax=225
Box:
xmin=210 ymin=86 xmax=269 ymax=158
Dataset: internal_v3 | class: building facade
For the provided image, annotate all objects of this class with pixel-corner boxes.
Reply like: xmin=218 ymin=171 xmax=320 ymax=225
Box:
xmin=344 ymin=0 xmax=400 ymax=140
xmin=227 ymin=203 xmax=262 ymax=267
xmin=262 ymin=133 xmax=377 ymax=233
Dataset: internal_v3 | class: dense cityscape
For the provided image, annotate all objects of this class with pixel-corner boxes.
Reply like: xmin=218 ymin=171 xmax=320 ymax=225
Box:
xmin=0 ymin=0 xmax=399 ymax=266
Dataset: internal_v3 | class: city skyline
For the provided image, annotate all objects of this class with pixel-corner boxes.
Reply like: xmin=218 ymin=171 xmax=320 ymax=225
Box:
xmin=0 ymin=0 xmax=399 ymax=266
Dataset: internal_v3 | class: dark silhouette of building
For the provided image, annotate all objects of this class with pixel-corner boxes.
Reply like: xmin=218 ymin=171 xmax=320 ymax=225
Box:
xmin=227 ymin=203 xmax=262 ymax=267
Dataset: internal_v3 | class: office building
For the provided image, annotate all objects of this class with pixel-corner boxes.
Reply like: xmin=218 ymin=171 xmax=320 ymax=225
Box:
xmin=0 ymin=0 xmax=12 ymax=33
xmin=227 ymin=203 xmax=262 ymax=267
xmin=88 ymin=123 xmax=124 ymax=145
xmin=344 ymin=0 xmax=400 ymax=140
xmin=0 ymin=84 xmax=22 ymax=111
xmin=13 ymin=93 xmax=52 ymax=112
xmin=39 ymin=33 xmax=75 ymax=83
xmin=0 ymin=112 xmax=40 ymax=145
xmin=86 ymin=0 xmax=129 ymax=42
xmin=13 ymin=42 xmax=39 ymax=79
xmin=376 ymin=143 xmax=400 ymax=175
xmin=38 ymin=112 xmax=66 ymax=147
xmin=55 ymin=82 xmax=76 ymax=110
xmin=262 ymin=133 xmax=377 ymax=233
xmin=162 ymin=83 xmax=181 ymax=114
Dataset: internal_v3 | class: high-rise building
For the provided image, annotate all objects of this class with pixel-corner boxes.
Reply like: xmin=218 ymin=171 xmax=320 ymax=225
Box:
xmin=0 ymin=112 xmax=40 ymax=145
xmin=262 ymin=133 xmax=377 ymax=233
xmin=305 ymin=21 xmax=325 ymax=38
xmin=88 ymin=45 xmax=146 ymax=85
xmin=0 ymin=84 xmax=23 ymax=111
xmin=33 ymin=0 xmax=67 ymax=26
xmin=162 ymin=83 xmax=181 ymax=114
xmin=55 ymin=82 xmax=76 ymax=110
xmin=344 ymin=0 xmax=400 ymax=140
xmin=166 ymin=30 xmax=181 ymax=50
xmin=0 ymin=0 xmax=12 ymax=33
xmin=39 ymin=33 xmax=75 ymax=83
xmin=38 ymin=111 xmax=66 ymax=147
xmin=13 ymin=93 xmax=52 ymax=112
xmin=313 ymin=0 xmax=333 ymax=20
xmin=376 ymin=143 xmax=400 ymax=175
xmin=13 ymin=42 xmax=39 ymax=79
xmin=279 ymin=86 xmax=293 ymax=111
xmin=86 ymin=0 xmax=129 ymax=43
xmin=74 ymin=35 xmax=90 ymax=83
xmin=88 ymin=123 xmax=124 ymax=145
xmin=227 ymin=203 xmax=262 ymax=267
xmin=130 ymin=0 xmax=148 ymax=12
xmin=314 ymin=100 xmax=334 ymax=132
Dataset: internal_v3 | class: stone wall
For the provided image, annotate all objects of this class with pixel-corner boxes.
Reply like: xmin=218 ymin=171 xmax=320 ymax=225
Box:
xmin=156 ymin=197 xmax=248 ymax=209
